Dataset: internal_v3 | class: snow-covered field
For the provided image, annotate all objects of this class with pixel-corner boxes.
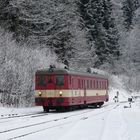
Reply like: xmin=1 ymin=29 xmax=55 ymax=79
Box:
xmin=0 ymin=74 xmax=140 ymax=140
xmin=0 ymin=88 xmax=140 ymax=140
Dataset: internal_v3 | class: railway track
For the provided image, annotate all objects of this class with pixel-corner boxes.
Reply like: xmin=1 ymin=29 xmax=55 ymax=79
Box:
xmin=0 ymin=103 xmax=120 ymax=140
xmin=0 ymin=112 xmax=50 ymax=125
xmin=0 ymin=107 xmax=96 ymax=124
xmin=0 ymin=112 xmax=46 ymax=120
xmin=0 ymin=101 xmax=125 ymax=121
xmin=0 ymin=109 xmax=97 ymax=134
xmin=0 ymin=102 xmax=114 ymax=123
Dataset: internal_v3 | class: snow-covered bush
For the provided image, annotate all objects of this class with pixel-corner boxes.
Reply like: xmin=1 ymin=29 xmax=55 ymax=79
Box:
xmin=0 ymin=28 xmax=58 ymax=107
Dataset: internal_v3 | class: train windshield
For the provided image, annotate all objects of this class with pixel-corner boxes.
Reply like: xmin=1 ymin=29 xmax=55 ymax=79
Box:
xmin=56 ymin=75 xmax=64 ymax=86
xmin=37 ymin=75 xmax=46 ymax=86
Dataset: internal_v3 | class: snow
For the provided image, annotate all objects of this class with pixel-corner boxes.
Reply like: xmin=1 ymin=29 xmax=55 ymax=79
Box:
xmin=0 ymin=76 xmax=140 ymax=140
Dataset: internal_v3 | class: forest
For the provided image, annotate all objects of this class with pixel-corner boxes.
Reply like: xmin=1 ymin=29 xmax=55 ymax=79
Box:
xmin=0 ymin=0 xmax=139 ymax=107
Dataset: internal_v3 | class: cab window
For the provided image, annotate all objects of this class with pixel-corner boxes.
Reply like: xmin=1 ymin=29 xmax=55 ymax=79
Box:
xmin=37 ymin=75 xmax=46 ymax=86
xmin=56 ymin=75 xmax=64 ymax=86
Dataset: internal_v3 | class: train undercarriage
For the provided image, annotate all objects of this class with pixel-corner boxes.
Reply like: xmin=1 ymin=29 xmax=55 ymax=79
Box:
xmin=42 ymin=101 xmax=104 ymax=112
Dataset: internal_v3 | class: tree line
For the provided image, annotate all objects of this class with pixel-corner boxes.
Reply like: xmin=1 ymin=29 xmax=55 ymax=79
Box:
xmin=0 ymin=0 xmax=139 ymax=106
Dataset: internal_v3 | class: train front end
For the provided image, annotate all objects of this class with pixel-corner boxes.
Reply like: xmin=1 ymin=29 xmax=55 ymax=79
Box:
xmin=35 ymin=67 xmax=69 ymax=112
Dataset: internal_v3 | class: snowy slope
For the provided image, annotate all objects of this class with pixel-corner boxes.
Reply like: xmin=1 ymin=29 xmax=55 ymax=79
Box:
xmin=0 ymin=96 xmax=140 ymax=140
xmin=0 ymin=74 xmax=140 ymax=140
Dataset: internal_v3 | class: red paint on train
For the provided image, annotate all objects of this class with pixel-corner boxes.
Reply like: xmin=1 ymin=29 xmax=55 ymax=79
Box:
xmin=35 ymin=67 xmax=109 ymax=112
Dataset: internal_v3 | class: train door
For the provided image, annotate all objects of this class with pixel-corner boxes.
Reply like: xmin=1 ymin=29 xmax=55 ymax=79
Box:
xmin=71 ymin=76 xmax=78 ymax=105
xmin=71 ymin=77 xmax=75 ymax=104
xmin=78 ymin=78 xmax=82 ymax=104
xmin=47 ymin=75 xmax=56 ymax=106
xmin=83 ymin=80 xmax=86 ymax=104
xmin=55 ymin=74 xmax=65 ymax=96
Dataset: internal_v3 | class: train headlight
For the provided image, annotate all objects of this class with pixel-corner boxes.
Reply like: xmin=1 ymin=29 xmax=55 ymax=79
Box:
xmin=38 ymin=91 xmax=42 ymax=96
xmin=59 ymin=91 xmax=63 ymax=96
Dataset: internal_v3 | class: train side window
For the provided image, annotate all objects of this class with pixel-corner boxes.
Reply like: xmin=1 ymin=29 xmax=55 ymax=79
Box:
xmin=90 ymin=80 xmax=92 ymax=89
xmin=78 ymin=79 xmax=80 ymax=88
xmin=101 ymin=81 xmax=103 ymax=89
xmin=82 ymin=80 xmax=84 ymax=88
xmin=84 ymin=80 xmax=85 ymax=88
xmin=96 ymin=81 xmax=98 ymax=89
xmin=101 ymin=81 xmax=102 ymax=89
xmin=105 ymin=81 xmax=107 ymax=89
xmin=103 ymin=81 xmax=105 ymax=89
xmin=69 ymin=76 xmax=71 ymax=85
xmin=87 ymin=80 xmax=89 ymax=89
xmin=80 ymin=79 xmax=82 ymax=89
xmin=93 ymin=80 xmax=95 ymax=88
xmin=75 ymin=78 xmax=78 ymax=89
xmin=95 ymin=81 xmax=96 ymax=89
xmin=106 ymin=81 xmax=107 ymax=89
xmin=72 ymin=78 xmax=74 ymax=87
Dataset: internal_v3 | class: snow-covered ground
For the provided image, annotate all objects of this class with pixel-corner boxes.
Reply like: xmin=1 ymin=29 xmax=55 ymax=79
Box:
xmin=0 ymin=75 xmax=140 ymax=140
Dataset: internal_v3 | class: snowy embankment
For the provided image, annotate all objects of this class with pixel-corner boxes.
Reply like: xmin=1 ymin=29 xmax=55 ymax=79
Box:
xmin=0 ymin=74 xmax=140 ymax=140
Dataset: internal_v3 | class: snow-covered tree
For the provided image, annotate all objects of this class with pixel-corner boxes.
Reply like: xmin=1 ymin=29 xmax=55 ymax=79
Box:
xmin=1 ymin=0 xmax=90 ymax=68
xmin=122 ymin=0 xmax=140 ymax=30
xmin=78 ymin=0 xmax=120 ymax=70
xmin=0 ymin=28 xmax=58 ymax=107
xmin=118 ymin=6 xmax=140 ymax=92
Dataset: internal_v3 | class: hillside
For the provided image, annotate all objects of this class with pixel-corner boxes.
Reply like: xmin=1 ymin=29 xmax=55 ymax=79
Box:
xmin=0 ymin=0 xmax=139 ymax=106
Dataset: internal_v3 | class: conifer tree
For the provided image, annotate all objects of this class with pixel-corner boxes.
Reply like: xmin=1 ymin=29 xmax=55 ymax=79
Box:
xmin=79 ymin=0 xmax=120 ymax=69
xmin=0 ymin=0 xmax=20 ymax=37
xmin=122 ymin=0 xmax=140 ymax=30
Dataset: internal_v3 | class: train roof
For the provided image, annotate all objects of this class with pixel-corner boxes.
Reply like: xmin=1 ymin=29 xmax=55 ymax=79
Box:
xmin=36 ymin=68 xmax=108 ymax=79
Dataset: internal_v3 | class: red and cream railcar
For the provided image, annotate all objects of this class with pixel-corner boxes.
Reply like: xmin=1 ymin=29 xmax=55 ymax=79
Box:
xmin=35 ymin=67 xmax=109 ymax=112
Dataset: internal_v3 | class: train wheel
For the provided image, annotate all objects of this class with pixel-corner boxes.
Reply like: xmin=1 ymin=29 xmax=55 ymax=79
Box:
xmin=64 ymin=107 xmax=70 ymax=112
xmin=90 ymin=103 xmax=99 ymax=108
xmin=67 ymin=106 xmax=74 ymax=111
xmin=56 ymin=108 xmax=59 ymax=112
xmin=43 ymin=106 xmax=49 ymax=112
xmin=97 ymin=102 xmax=104 ymax=108
xmin=56 ymin=108 xmax=62 ymax=112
